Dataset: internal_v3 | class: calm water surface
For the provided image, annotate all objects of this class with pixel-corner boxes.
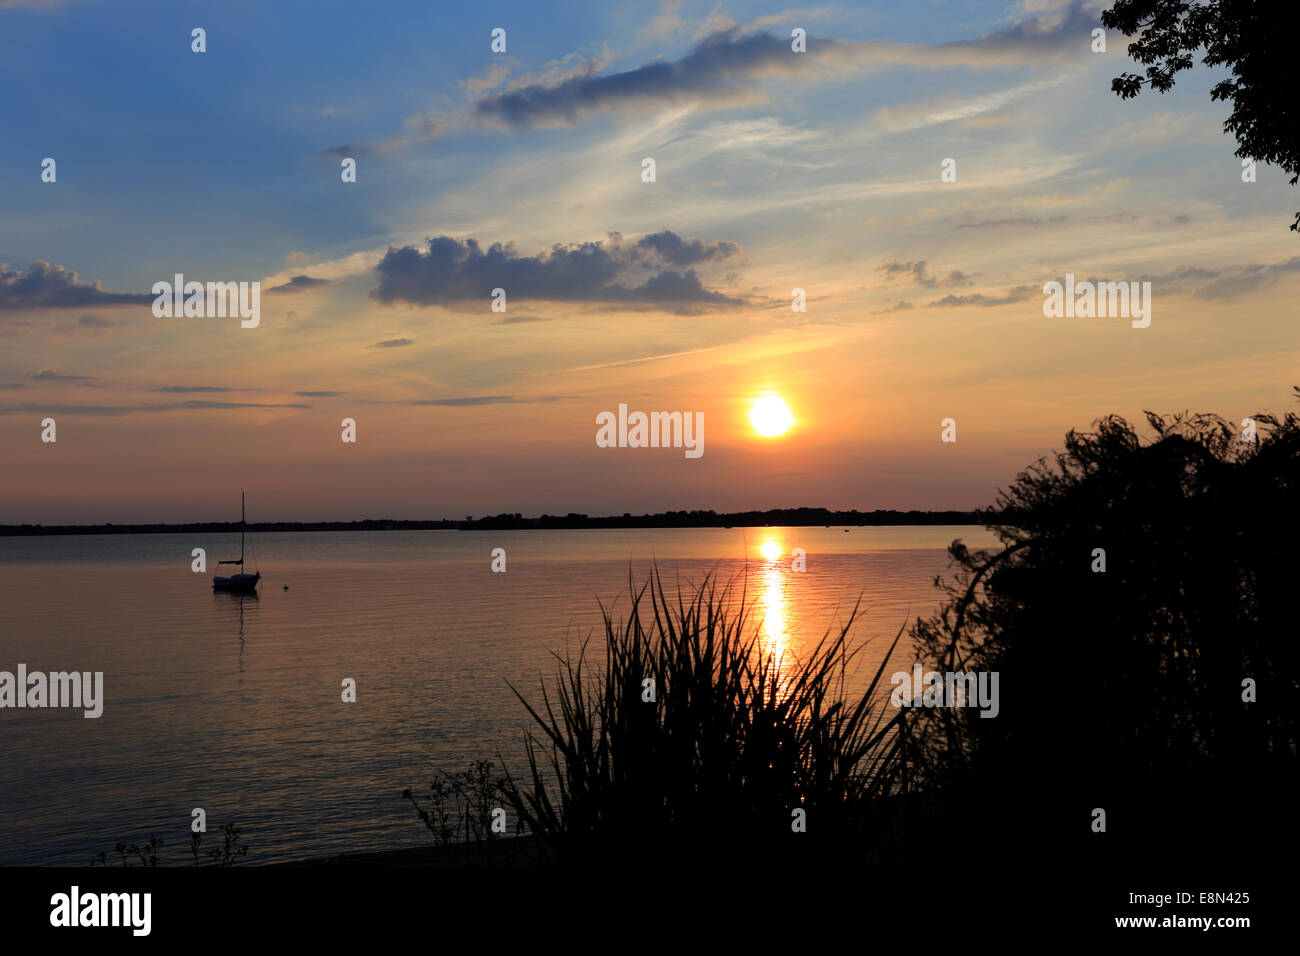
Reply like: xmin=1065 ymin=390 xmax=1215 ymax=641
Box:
xmin=0 ymin=526 xmax=996 ymax=865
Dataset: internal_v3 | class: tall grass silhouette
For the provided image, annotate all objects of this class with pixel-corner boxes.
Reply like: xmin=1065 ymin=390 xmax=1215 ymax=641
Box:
xmin=504 ymin=568 xmax=909 ymax=865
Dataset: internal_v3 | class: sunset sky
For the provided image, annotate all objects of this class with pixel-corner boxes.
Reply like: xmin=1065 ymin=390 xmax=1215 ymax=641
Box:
xmin=2 ymin=0 xmax=1297 ymax=523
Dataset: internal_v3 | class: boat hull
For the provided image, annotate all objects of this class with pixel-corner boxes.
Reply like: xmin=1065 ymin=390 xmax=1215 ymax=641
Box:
xmin=213 ymin=572 xmax=260 ymax=593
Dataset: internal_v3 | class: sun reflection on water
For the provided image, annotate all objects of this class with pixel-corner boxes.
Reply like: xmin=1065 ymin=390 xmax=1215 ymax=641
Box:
xmin=757 ymin=539 xmax=789 ymax=668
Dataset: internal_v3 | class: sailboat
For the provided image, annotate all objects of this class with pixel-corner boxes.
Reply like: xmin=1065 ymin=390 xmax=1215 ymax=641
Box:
xmin=212 ymin=491 xmax=260 ymax=593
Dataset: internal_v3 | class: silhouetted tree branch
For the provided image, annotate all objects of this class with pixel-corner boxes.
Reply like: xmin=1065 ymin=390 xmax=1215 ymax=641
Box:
xmin=1102 ymin=0 xmax=1300 ymax=231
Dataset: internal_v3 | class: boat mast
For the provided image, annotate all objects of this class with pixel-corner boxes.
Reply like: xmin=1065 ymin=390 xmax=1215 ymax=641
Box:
xmin=240 ymin=489 xmax=245 ymax=566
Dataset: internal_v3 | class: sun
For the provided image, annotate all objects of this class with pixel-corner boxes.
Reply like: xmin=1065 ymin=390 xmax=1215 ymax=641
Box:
xmin=759 ymin=541 xmax=782 ymax=562
xmin=749 ymin=395 xmax=795 ymax=438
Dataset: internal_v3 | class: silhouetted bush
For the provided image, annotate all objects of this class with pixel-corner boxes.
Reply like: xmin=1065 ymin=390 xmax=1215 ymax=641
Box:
xmin=909 ymin=394 xmax=1300 ymax=873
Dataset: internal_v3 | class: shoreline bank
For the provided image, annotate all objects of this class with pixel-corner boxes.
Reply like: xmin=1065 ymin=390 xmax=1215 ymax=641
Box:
xmin=0 ymin=509 xmax=987 ymax=537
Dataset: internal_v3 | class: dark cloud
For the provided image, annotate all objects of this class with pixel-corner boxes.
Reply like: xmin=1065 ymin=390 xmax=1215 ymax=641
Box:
xmin=878 ymin=260 xmax=928 ymax=284
xmin=473 ymin=29 xmax=809 ymax=129
xmin=1139 ymin=265 xmax=1222 ymax=284
xmin=0 ymin=400 xmax=311 ymax=417
xmin=872 ymin=300 xmax=916 ymax=314
xmin=956 ymin=215 xmax=1070 ymax=230
xmin=32 ymin=369 xmax=95 ymax=382
xmin=601 ymin=267 xmax=738 ymax=307
xmin=474 ymin=5 xmax=1104 ymax=129
xmin=492 ymin=315 xmax=551 ymax=325
xmin=296 ymin=390 xmax=345 ymax=397
xmin=0 ymin=261 xmax=152 ymax=311
xmin=318 ymin=142 xmax=371 ymax=161
xmin=144 ymin=400 xmax=313 ymax=412
xmin=926 ymin=285 xmax=1039 ymax=308
xmin=268 ymin=275 xmax=329 ymax=294
xmin=371 ymin=232 xmax=744 ymax=311
xmin=1107 ymin=258 xmax=1300 ymax=300
xmin=877 ymin=260 xmax=973 ymax=289
xmin=1192 ymin=258 xmax=1300 ymax=300
xmin=632 ymin=230 xmax=743 ymax=268
xmin=153 ymin=385 xmax=240 ymax=393
xmin=373 ymin=338 xmax=415 ymax=348
xmin=914 ymin=256 xmax=1300 ymax=311
xmin=920 ymin=0 xmax=1106 ymax=68
xmin=78 ymin=314 xmax=115 ymax=328
xmin=401 ymin=396 xmax=560 ymax=407
xmin=0 ymin=318 xmax=39 ymax=336
xmin=955 ymin=213 xmax=1133 ymax=231
xmin=374 ymin=237 xmax=619 ymax=305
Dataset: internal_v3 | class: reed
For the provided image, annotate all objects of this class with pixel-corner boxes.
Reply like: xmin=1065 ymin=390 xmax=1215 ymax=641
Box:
xmin=504 ymin=567 xmax=909 ymax=865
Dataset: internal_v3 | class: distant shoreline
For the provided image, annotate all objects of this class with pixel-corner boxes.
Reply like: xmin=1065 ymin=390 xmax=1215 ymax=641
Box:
xmin=0 ymin=508 xmax=987 ymax=536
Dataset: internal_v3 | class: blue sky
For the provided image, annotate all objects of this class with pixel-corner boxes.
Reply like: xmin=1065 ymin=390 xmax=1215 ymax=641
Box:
xmin=3 ymin=0 xmax=1258 ymax=286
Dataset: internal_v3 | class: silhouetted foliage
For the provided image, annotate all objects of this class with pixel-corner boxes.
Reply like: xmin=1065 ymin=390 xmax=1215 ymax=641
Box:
xmin=92 ymin=823 xmax=248 ymax=866
xmin=403 ymin=760 xmax=519 ymax=852
xmin=504 ymin=570 xmax=911 ymax=866
xmin=1101 ymin=0 xmax=1300 ymax=231
xmin=204 ymin=822 xmax=248 ymax=866
xmin=90 ymin=835 xmax=164 ymax=868
xmin=909 ymin=391 xmax=1300 ymax=872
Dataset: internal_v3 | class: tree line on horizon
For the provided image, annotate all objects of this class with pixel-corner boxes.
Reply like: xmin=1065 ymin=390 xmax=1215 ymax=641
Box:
xmin=0 ymin=507 xmax=984 ymax=536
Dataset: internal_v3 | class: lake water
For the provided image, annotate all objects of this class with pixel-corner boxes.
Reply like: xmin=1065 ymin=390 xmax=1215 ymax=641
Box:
xmin=0 ymin=526 xmax=997 ymax=865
